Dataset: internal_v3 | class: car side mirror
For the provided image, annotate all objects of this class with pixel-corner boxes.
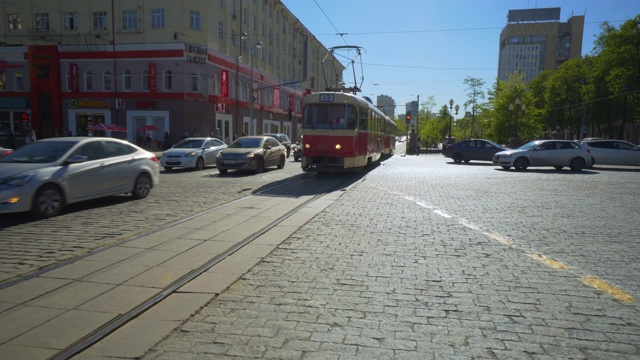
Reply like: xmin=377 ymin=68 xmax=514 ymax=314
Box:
xmin=534 ymin=146 xmax=542 ymax=151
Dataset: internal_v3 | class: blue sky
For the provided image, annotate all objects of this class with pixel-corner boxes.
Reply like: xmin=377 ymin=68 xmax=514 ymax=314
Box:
xmin=280 ymin=0 xmax=639 ymax=116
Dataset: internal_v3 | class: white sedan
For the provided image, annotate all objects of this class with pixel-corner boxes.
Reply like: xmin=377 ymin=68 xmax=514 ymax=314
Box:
xmin=581 ymin=139 xmax=640 ymax=167
xmin=160 ymin=137 xmax=227 ymax=171
xmin=492 ymin=140 xmax=592 ymax=171
xmin=0 ymin=137 xmax=160 ymax=218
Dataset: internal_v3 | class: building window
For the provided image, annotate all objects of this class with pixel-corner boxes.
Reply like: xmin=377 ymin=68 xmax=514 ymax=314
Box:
xmin=231 ymin=30 xmax=237 ymax=46
xmin=142 ymin=70 xmax=149 ymax=91
xmin=8 ymin=14 xmax=21 ymax=31
xmin=218 ymin=22 xmax=224 ymax=40
xmin=64 ymin=12 xmax=78 ymax=30
xmin=151 ymin=9 xmax=165 ymax=28
xmin=14 ymin=72 xmax=24 ymax=91
xmin=122 ymin=70 xmax=131 ymax=91
xmin=163 ymin=70 xmax=172 ymax=91
xmin=122 ymin=10 xmax=137 ymax=30
xmin=190 ymin=10 xmax=201 ymax=30
xmin=65 ymin=70 xmax=70 ymax=91
xmin=0 ymin=72 xmax=5 ymax=91
xmin=219 ymin=0 xmax=225 ymax=8
xmin=34 ymin=13 xmax=49 ymax=31
xmin=191 ymin=71 xmax=200 ymax=92
xmin=103 ymin=71 xmax=111 ymax=91
xmin=93 ymin=11 xmax=107 ymax=30
xmin=85 ymin=71 xmax=93 ymax=91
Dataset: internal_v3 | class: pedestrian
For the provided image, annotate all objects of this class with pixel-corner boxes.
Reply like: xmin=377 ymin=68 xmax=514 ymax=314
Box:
xmin=163 ymin=131 xmax=171 ymax=150
xmin=145 ymin=133 xmax=153 ymax=149
xmin=7 ymin=130 xmax=16 ymax=149
xmin=25 ymin=130 xmax=36 ymax=145
xmin=136 ymin=131 xmax=142 ymax=145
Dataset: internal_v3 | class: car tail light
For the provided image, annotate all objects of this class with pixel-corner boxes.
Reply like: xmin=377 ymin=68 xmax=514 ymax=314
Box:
xmin=585 ymin=148 xmax=591 ymax=154
xmin=150 ymin=156 xmax=159 ymax=163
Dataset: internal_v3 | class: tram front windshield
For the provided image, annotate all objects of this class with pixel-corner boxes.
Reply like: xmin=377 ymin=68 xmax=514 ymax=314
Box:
xmin=303 ymin=104 xmax=357 ymax=129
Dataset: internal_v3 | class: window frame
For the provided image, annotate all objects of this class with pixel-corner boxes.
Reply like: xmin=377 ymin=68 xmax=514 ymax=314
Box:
xmin=151 ymin=8 xmax=165 ymax=29
xmin=122 ymin=10 xmax=138 ymax=30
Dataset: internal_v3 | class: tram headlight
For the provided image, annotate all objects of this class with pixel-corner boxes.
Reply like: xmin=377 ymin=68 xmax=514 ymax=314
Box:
xmin=304 ymin=143 xmax=310 ymax=149
xmin=335 ymin=144 xmax=342 ymax=150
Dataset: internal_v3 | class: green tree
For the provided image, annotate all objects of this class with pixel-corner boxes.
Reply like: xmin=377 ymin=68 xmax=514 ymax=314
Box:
xmin=462 ymin=76 xmax=486 ymax=138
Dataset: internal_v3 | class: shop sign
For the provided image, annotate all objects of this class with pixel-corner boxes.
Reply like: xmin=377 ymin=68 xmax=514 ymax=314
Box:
xmin=185 ymin=44 xmax=207 ymax=64
xmin=136 ymin=100 xmax=158 ymax=109
xmin=215 ymin=103 xmax=229 ymax=113
xmin=221 ymin=70 xmax=229 ymax=98
xmin=68 ymin=99 xmax=109 ymax=109
xmin=273 ymin=88 xmax=280 ymax=107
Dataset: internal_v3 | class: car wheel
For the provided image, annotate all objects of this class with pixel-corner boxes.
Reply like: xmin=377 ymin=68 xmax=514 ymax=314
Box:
xmin=501 ymin=166 xmax=511 ymax=170
xmin=277 ymin=155 xmax=285 ymax=169
xmin=570 ymin=157 xmax=586 ymax=171
xmin=195 ymin=157 xmax=205 ymax=171
xmin=218 ymin=168 xmax=228 ymax=174
xmin=164 ymin=166 xmax=173 ymax=171
xmin=452 ymin=153 xmax=463 ymax=163
xmin=32 ymin=184 xmax=65 ymax=219
xmin=553 ymin=166 xmax=563 ymax=170
xmin=464 ymin=160 xmax=470 ymax=163
xmin=132 ymin=173 xmax=152 ymax=199
xmin=255 ymin=158 xmax=265 ymax=173
xmin=513 ymin=157 xmax=529 ymax=171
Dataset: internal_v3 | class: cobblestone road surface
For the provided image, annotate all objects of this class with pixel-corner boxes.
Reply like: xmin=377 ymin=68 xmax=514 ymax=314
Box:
xmin=142 ymin=152 xmax=640 ymax=359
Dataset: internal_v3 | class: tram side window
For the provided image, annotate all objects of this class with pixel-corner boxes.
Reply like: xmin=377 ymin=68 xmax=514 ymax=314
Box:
xmin=359 ymin=108 xmax=368 ymax=130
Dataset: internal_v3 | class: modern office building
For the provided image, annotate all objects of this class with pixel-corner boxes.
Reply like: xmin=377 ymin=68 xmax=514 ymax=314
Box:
xmin=0 ymin=0 xmax=344 ymax=147
xmin=376 ymin=94 xmax=395 ymax=118
xmin=498 ymin=7 xmax=584 ymax=84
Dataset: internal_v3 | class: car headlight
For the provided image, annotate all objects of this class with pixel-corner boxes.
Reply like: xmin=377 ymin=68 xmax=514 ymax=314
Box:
xmin=501 ymin=154 xmax=513 ymax=159
xmin=185 ymin=151 xmax=198 ymax=157
xmin=1 ymin=174 xmax=35 ymax=187
xmin=216 ymin=152 xmax=223 ymax=158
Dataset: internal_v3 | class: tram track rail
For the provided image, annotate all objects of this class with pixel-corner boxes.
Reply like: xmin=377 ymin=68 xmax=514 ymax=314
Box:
xmin=46 ymin=172 xmax=358 ymax=360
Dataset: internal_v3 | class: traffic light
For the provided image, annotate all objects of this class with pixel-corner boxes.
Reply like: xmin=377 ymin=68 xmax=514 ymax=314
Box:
xmin=405 ymin=111 xmax=411 ymax=123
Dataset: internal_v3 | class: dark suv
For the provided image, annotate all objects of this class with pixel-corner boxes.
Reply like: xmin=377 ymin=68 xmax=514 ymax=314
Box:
xmin=263 ymin=133 xmax=292 ymax=158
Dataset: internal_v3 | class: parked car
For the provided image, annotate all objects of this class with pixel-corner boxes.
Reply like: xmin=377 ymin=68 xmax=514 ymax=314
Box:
xmin=0 ymin=146 xmax=13 ymax=159
xmin=580 ymin=139 xmax=640 ymax=167
xmin=442 ymin=139 xmax=507 ymax=163
xmin=160 ymin=137 xmax=227 ymax=171
xmin=263 ymin=133 xmax=292 ymax=158
xmin=492 ymin=140 xmax=592 ymax=171
xmin=216 ymin=136 xmax=287 ymax=174
xmin=0 ymin=137 xmax=160 ymax=218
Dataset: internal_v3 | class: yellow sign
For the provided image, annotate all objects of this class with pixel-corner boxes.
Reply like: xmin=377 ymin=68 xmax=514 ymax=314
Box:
xmin=69 ymin=99 xmax=109 ymax=109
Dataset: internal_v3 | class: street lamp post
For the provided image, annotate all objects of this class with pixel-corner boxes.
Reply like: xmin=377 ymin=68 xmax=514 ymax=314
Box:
xmin=509 ymin=98 xmax=526 ymax=137
xmin=446 ymin=99 xmax=459 ymax=143
xmin=242 ymin=33 xmax=262 ymax=135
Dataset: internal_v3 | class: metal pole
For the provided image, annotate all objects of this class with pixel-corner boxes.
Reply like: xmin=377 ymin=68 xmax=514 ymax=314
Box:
xmin=250 ymin=55 xmax=254 ymax=136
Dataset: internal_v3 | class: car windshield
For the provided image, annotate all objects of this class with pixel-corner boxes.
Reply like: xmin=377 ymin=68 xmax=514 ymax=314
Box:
xmin=518 ymin=141 xmax=541 ymax=150
xmin=174 ymin=139 xmax=205 ymax=148
xmin=0 ymin=141 xmax=76 ymax=163
xmin=229 ymin=138 xmax=263 ymax=149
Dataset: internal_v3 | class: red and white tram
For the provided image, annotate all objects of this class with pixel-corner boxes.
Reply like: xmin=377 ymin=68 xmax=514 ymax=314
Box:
xmin=301 ymin=91 xmax=397 ymax=172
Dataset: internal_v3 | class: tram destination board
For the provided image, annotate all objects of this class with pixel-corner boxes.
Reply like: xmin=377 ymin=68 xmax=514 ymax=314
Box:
xmin=319 ymin=94 xmax=334 ymax=102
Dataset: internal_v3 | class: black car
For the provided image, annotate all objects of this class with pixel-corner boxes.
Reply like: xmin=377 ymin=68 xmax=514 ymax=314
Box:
xmin=443 ymin=139 xmax=507 ymax=163
xmin=263 ymin=133 xmax=292 ymax=158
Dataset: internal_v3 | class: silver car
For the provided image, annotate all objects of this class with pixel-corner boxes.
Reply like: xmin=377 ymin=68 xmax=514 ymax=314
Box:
xmin=160 ymin=137 xmax=227 ymax=171
xmin=581 ymin=139 xmax=640 ymax=167
xmin=492 ymin=140 xmax=592 ymax=171
xmin=0 ymin=137 xmax=160 ymax=218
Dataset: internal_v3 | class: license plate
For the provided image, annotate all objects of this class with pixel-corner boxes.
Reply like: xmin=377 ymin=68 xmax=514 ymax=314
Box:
xmin=224 ymin=159 xmax=237 ymax=164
